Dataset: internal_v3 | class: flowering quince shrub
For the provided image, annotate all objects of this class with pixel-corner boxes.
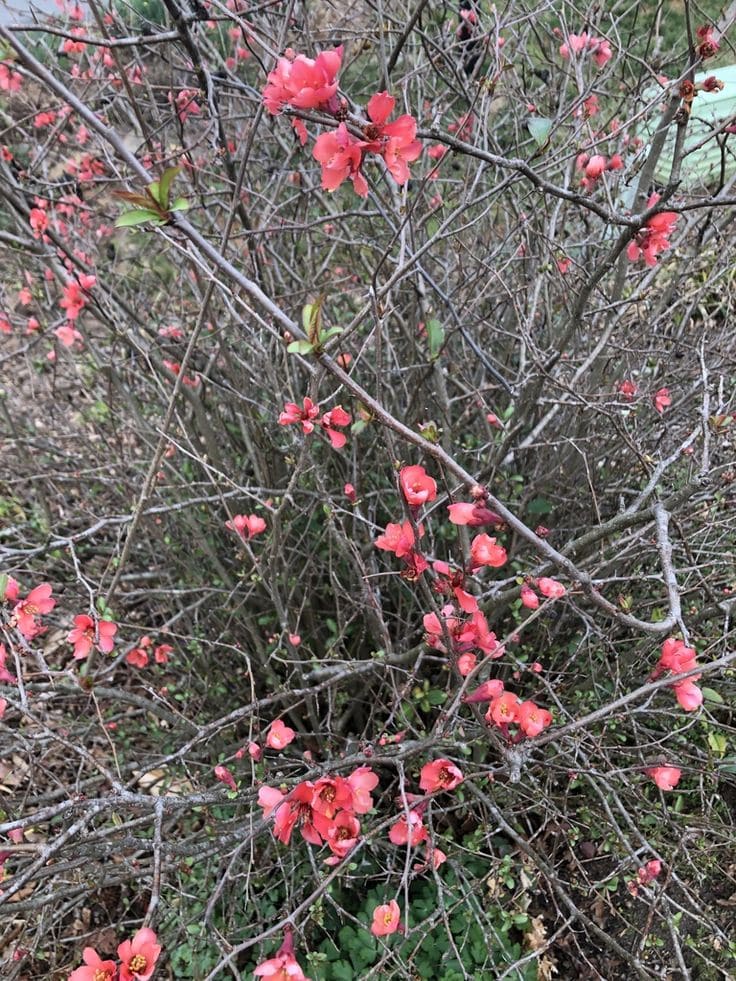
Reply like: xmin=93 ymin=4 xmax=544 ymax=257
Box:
xmin=0 ymin=1 xmax=735 ymax=979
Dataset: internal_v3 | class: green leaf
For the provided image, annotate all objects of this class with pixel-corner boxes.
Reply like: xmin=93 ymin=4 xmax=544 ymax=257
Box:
xmin=708 ymin=731 xmax=727 ymax=756
xmin=115 ymin=208 xmax=161 ymax=227
xmin=426 ymin=318 xmax=445 ymax=360
xmin=302 ymin=297 xmax=325 ymax=346
xmin=147 ymin=180 xmax=161 ymax=205
xmin=169 ymin=197 xmax=189 ymax=212
xmin=527 ymin=497 xmax=552 ymax=516
xmin=527 ymin=117 xmax=553 ymax=147
xmin=427 ymin=689 xmax=447 ymax=706
xmin=286 ymin=339 xmax=314 ymax=355
xmin=158 ymin=166 xmax=181 ymax=209
xmin=320 ymin=326 xmax=343 ymax=342
xmin=702 ymin=687 xmax=724 ymax=704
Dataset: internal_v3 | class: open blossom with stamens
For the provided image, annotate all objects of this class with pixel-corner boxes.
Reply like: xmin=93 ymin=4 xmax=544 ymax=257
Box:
xmin=67 ymin=615 xmax=117 ymax=660
xmin=375 ymin=520 xmax=424 ymax=560
xmin=278 ymin=396 xmax=320 ymax=433
xmin=371 ymin=900 xmax=401 ymax=937
xmin=399 ymin=465 xmax=436 ymax=506
xmin=361 ymin=91 xmax=422 ymax=185
xmin=516 ymin=700 xmax=553 ymax=737
xmin=68 ymin=947 xmax=118 ymax=981
xmin=254 ymin=928 xmax=311 ymax=980
xmin=13 ymin=583 xmax=55 ymax=639
xmin=118 ymin=927 xmax=161 ymax=981
xmin=419 ymin=758 xmax=463 ymax=792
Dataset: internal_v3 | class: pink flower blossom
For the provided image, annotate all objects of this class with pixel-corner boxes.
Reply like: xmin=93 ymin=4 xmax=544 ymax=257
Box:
xmin=389 ymin=809 xmax=428 ymax=846
xmin=0 ymin=643 xmax=17 ymax=685
xmin=627 ymin=196 xmax=678 ymax=266
xmin=673 ymin=679 xmax=703 ymax=712
xmin=520 ymin=585 xmax=539 ymax=609
xmin=67 ymin=615 xmax=117 ymax=660
xmin=516 ymin=700 xmax=553 ymax=737
xmin=266 ymin=719 xmax=296 ymax=750
xmin=447 ymin=502 xmax=503 ymax=527
xmin=278 ymin=396 xmax=321 ymax=433
xmin=375 ymin=520 xmax=423 ymax=559
xmin=214 ymin=764 xmax=237 ymax=792
xmin=399 ymin=465 xmax=437 ymax=506
xmin=536 ymin=577 xmax=566 ymax=598
xmin=313 ymin=123 xmax=368 ymax=196
xmin=262 ymin=46 xmax=343 ymax=114
xmin=653 ymin=387 xmax=671 ymax=414
xmin=68 ymin=947 xmax=118 ymax=981
xmin=371 ymin=899 xmax=401 ymax=937
xmin=470 ymin=534 xmax=507 ymax=569
xmin=419 ymin=758 xmax=463 ymax=792
xmin=13 ymin=583 xmax=55 ymax=639
xmin=647 ymin=766 xmax=681 ymax=791
xmin=320 ymin=404 xmax=352 ymax=448
xmin=117 ymin=927 xmax=161 ymax=981
xmin=225 ymin=513 xmax=267 ymax=540
xmin=362 ymin=91 xmax=423 ymax=185
xmin=464 ymin=679 xmax=505 ymax=704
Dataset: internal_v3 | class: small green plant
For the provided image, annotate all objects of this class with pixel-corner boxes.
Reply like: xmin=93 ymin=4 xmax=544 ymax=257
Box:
xmin=114 ymin=167 xmax=188 ymax=228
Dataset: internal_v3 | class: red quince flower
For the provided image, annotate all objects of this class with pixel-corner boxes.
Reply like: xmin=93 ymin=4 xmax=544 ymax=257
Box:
xmin=154 ymin=643 xmax=173 ymax=664
xmin=464 ymin=679 xmax=505 ymax=704
xmin=13 ymin=583 xmax=55 ymax=639
xmin=432 ymin=560 xmax=478 ymax=613
xmin=447 ymin=502 xmax=503 ymax=527
xmin=320 ymin=404 xmax=352 ymax=449
xmin=117 ymin=927 xmax=161 ymax=981
xmin=399 ymin=465 xmax=436 ymax=506
xmin=653 ymin=387 xmax=671 ymax=414
xmin=516 ymin=700 xmax=553 ymax=737
xmin=215 ymin=764 xmax=237 ymax=792
xmin=325 ymin=811 xmax=361 ymax=861
xmin=646 ymin=766 xmax=681 ymax=790
xmin=69 ymin=947 xmax=118 ymax=981
xmin=371 ymin=899 xmax=401 ymax=937
xmin=419 ymin=758 xmax=464 ymax=793
xmin=278 ymin=397 xmax=320 ymax=433
xmin=673 ymin=679 xmax=703 ymax=712
xmin=536 ymin=577 xmax=566 ymax=598
xmin=347 ymin=766 xmax=379 ymax=813
xmin=627 ymin=195 xmax=678 ymax=266
xmin=520 ymin=585 xmax=540 ymax=609
xmin=225 ymin=513 xmax=267 ymax=540
xmin=266 ymin=719 xmax=296 ymax=751
xmin=363 ymin=91 xmax=423 ymax=185
xmin=313 ymin=123 xmax=368 ymax=197
xmin=262 ymin=46 xmax=343 ymax=114
xmin=389 ymin=809 xmax=428 ymax=846
xmin=487 ymin=691 xmax=521 ymax=728
xmin=375 ymin=520 xmax=423 ymax=558
xmin=618 ymin=379 xmax=637 ymax=399
xmin=67 ymin=615 xmax=117 ymax=660
xmin=470 ymin=534 xmax=507 ymax=569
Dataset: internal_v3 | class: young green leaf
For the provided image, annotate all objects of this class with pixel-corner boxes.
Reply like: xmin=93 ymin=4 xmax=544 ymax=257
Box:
xmin=287 ymin=339 xmax=315 ymax=355
xmin=115 ymin=208 xmax=162 ymax=228
xmin=426 ymin=318 xmax=445 ymax=360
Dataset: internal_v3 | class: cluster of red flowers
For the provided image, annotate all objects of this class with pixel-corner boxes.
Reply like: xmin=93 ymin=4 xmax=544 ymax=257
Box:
xmin=225 ymin=512 xmax=266 ymax=541
xmin=650 ymin=637 xmax=703 ymax=712
xmin=627 ymin=858 xmax=662 ymax=896
xmin=559 ymin=31 xmax=613 ymax=67
xmin=126 ymin=634 xmax=174 ymax=669
xmin=262 ymin=47 xmax=422 ymax=196
xmin=278 ymin=396 xmax=352 ymax=449
xmin=575 ymin=151 xmax=623 ymax=191
xmin=465 ymin=679 xmax=553 ymax=739
xmin=627 ymin=194 xmax=678 ymax=267
xmin=519 ymin=576 xmax=567 ymax=609
xmin=424 ymin=604 xmax=503 ymax=676
xmin=258 ymin=766 xmax=379 ymax=864
xmin=68 ymin=927 xmax=161 ymax=981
